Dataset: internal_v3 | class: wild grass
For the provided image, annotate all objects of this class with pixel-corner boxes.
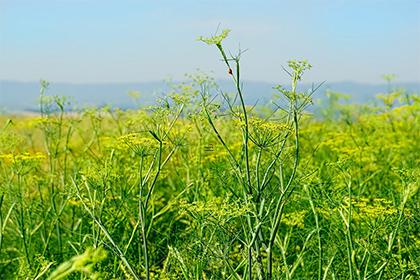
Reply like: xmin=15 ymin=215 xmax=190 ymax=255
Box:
xmin=0 ymin=30 xmax=419 ymax=279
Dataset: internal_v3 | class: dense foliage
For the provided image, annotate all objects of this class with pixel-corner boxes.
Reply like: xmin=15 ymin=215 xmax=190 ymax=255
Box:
xmin=0 ymin=32 xmax=418 ymax=279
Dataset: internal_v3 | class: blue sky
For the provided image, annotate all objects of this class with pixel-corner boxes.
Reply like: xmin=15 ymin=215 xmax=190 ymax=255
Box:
xmin=0 ymin=0 xmax=419 ymax=83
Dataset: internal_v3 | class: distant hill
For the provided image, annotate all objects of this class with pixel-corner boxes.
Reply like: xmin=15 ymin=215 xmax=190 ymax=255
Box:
xmin=0 ymin=80 xmax=165 ymax=113
xmin=1 ymin=80 xmax=419 ymax=113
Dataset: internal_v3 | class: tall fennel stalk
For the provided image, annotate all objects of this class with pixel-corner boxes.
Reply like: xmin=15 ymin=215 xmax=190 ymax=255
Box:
xmin=38 ymin=81 xmax=73 ymax=261
xmin=199 ymin=29 xmax=315 ymax=279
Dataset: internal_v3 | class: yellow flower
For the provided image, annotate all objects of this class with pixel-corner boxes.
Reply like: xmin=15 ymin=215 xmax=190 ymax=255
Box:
xmin=115 ymin=133 xmax=159 ymax=155
xmin=0 ymin=152 xmax=46 ymax=164
xmin=198 ymin=29 xmax=231 ymax=46
xmin=281 ymin=210 xmax=306 ymax=228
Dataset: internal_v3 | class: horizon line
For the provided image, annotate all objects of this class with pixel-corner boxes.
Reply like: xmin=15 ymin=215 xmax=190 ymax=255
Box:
xmin=1 ymin=79 xmax=420 ymax=86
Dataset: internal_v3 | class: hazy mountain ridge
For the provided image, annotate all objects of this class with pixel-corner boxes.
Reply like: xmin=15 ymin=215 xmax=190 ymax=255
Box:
xmin=1 ymin=80 xmax=419 ymax=112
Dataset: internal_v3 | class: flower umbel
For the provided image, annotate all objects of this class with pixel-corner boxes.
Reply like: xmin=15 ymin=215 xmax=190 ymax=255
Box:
xmin=197 ymin=29 xmax=231 ymax=46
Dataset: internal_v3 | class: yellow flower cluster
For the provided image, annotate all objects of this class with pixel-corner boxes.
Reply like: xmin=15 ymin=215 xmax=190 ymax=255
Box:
xmin=170 ymin=121 xmax=193 ymax=138
xmin=248 ymin=117 xmax=290 ymax=147
xmin=281 ymin=210 xmax=307 ymax=229
xmin=202 ymin=149 xmax=228 ymax=163
xmin=319 ymin=132 xmax=351 ymax=152
xmin=349 ymin=197 xmax=397 ymax=220
xmin=198 ymin=29 xmax=231 ymax=45
xmin=0 ymin=152 xmax=46 ymax=164
xmin=102 ymin=133 xmax=160 ymax=155
xmin=249 ymin=118 xmax=288 ymax=133
xmin=179 ymin=196 xmax=250 ymax=225
xmin=337 ymin=197 xmax=398 ymax=222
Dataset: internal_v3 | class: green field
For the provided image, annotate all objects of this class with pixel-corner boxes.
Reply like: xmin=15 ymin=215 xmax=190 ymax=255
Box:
xmin=0 ymin=33 xmax=419 ymax=279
